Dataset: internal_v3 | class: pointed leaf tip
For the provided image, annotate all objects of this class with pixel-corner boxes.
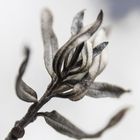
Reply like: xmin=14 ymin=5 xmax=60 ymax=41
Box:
xmin=24 ymin=47 xmax=30 ymax=56
xmin=92 ymin=41 xmax=108 ymax=58
xmin=97 ymin=10 xmax=103 ymax=21
xmin=16 ymin=48 xmax=38 ymax=103
xmin=87 ymin=82 xmax=129 ymax=98
xmin=106 ymin=107 xmax=129 ymax=129
xmin=104 ymin=41 xmax=109 ymax=45
xmin=16 ymin=80 xmax=38 ymax=103
xmin=83 ymin=107 xmax=130 ymax=139
xmin=125 ymin=89 xmax=131 ymax=93
xmin=18 ymin=47 xmax=30 ymax=76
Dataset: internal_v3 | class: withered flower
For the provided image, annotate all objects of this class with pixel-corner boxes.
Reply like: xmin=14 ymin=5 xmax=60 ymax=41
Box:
xmin=5 ymin=8 xmax=130 ymax=140
xmin=41 ymin=9 xmax=129 ymax=101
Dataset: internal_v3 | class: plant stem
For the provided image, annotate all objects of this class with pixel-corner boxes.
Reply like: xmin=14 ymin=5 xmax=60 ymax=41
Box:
xmin=5 ymin=79 xmax=58 ymax=140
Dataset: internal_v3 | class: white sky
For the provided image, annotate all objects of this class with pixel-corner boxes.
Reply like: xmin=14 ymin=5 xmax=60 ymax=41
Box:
xmin=0 ymin=0 xmax=140 ymax=139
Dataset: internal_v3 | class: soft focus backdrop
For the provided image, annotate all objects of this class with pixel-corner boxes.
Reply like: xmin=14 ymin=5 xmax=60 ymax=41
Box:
xmin=0 ymin=0 xmax=140 ymax=139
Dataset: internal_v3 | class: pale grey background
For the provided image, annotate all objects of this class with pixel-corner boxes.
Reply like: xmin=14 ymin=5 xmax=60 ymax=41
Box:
xmin=0 ymin=0 xmax=139 ymax=139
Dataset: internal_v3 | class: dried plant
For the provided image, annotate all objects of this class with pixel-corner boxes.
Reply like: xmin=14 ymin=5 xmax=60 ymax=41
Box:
xmin=5 ymin=9 xmax=130 ymax=140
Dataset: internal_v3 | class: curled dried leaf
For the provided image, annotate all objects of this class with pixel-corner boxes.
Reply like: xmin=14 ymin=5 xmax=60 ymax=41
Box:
xmin=87 ymin=82 xmax=130 ymax=98
xmin=16 ymin=47 xmax=38 ymax=103
xmin=43 ymin=110 xmax=87 ymax=139
xmin=18 ymin=47 xmax=30 ymax=76
xmin=89 ymin=28 xmax=108 ymax=80
xmin=41 ymin=8 xmax=59 ymax=78
xmin=16 ymin=80 xmax=38 ymax=102
xmin=39 ymin=107 xmax=129 ymax=139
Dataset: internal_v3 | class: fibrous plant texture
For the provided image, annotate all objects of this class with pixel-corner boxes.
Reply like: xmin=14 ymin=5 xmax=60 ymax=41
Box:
xmin=5 ymin=9 xmax=130 ymax=140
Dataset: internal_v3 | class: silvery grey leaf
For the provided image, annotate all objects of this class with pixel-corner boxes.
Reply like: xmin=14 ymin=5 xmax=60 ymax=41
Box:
xmin=87 ymin=41 xmax=108 ymax=80
xmin=43 ymin=110 xmax=87 ymax=139
xmin=41 ymin=9 xmax=59 ymax=78
xmin=53 ymin=10 xmax=103 ymax=78
xmin=87 ymin=82 xmax=130 ymax=98
xmin=89 ymin=28 xmax=108 ymax=80
xmin=16 ymin=47 xmax=38 ymax=103
xmin=71 ymin=9 xmax=85 ymax=36
xmin=16 ymin=80 xmax=38 ymax=102
xmin=92 ymin=42 xmax=108 ymax=57
xmin=43 ymin=108 xmax=129 ymax=139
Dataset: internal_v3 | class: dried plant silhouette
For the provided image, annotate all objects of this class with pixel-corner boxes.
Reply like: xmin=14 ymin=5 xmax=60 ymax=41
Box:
xmin=5 ymin=8 xmax=130 ymax=140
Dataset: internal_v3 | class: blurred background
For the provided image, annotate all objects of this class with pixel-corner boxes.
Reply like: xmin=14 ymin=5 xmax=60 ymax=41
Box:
xmin=0 ymin=0 xmax=140 ymax=139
